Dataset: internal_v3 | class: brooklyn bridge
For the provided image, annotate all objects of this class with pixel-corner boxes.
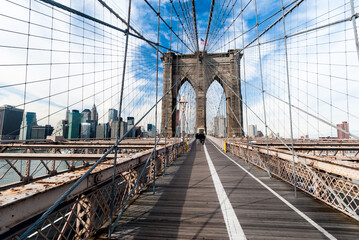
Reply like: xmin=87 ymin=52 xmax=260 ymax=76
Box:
xmin=0 ymin=0 xmax=358 ymax=239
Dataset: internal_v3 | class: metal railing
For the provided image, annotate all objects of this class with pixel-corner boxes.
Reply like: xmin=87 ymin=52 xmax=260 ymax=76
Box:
xmin=0 ymin=142 xmax=161 ymax=189
xmin=2 ymin=141 xmax=184 ymax=240
xmin=218 ymin=139 xmax=359 ymax=222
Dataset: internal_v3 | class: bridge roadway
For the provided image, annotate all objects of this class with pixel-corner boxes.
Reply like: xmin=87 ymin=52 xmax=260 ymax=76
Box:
xmin=98 ymin=140 xmax=359 ymax=239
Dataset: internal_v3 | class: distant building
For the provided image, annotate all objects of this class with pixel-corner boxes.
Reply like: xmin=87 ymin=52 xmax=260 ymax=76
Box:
xmin=65 ymin=109 xmax=70 ymax=122
xmin=120 ymin=121 xmax=128 ymax=138
xmin=96 ymin=123 xmax=110 ymax=139
xmin=127 ymin=123 xmax=135 ymax=137
xmin=52 ymin=120 xmax=68 ymax=138
xmin=142 ymin=131 xmax=149 ymax=138
xmin=44 ymin=125 xmax=54 ymax=137
xmin=127 ymin=117 xmax=134 ymax=125
xmin=81 ymin=109 xmax=91 ymax=123
xmin=269 ymin=132 xmax=277 ymax=138
xmin=108 ymin=108 xmax=118 ymax=122
xmin=68 ymin=110 xmax=81 ymax=139
xmin=91 ymin=104 xmax=98 ymax=123
xmin=86 ymin=120 xmax=97 ymax=138
xmin=248 ymin=125 xmax=257 ymax=137
xmin=140 ymin=126 xmax=147 ymax=137
xmin=256 ymin=130 xmax=264 ymax=137
xmin=80 ymin=123 xmax=91 ymax=138
xmin=19 ymin=112 xmax=37 ymax=140
xmin=208 ymin=119 xmax=214 ymax=136
xmin=0 ymin=105 xmax=24 ymax=140
xmin=31 ymin=125 xmax=53 ymax=139
xmin=126 ymin=117 xmax=135 ymax=138
xmin=110 ymin=121 xmax=119 ymax=139
xmin=147 ymin=124 xmax=156 ymax=137
xmin=213 ymin=116 xmax=226 ymax=137
xmin=337 ymin=121 xmax=349 ymax=139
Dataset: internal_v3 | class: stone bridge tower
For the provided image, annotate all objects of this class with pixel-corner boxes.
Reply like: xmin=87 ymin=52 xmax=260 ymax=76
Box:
xmin=161 ymin=50 xmax=243 ymax=137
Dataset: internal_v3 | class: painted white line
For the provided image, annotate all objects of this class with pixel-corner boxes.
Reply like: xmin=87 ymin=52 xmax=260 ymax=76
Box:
xmin=204 ymin=144 xmax=247 ymax=240
xmin=209 ymin=141 xmax=337 ymax=240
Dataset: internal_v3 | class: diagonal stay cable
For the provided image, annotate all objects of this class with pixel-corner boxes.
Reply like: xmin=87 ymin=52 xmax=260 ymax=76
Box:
xmin=191 ymin=0 xmax=199 ymax=52
xmin=18 ymin=60 xmax=195 ymax=239
xmin=143 ymin=0 xmax=194 ymax=53
xmin=109 ymin=103 xmax=178 ymax=234
xmin=203 ymin=0 xmax=215 ymax=52
xmin=203 ymin=57 xmax=359 ymax=140
xmin=179 ymin=0 xmax=197 ymax=49
xmin=203 ymin=58 xmax=359 ymax=220
xmin=170 ymin=0 xmax=196 ymax=53
xmin=38 ymin=0 xmax=172 ymax=54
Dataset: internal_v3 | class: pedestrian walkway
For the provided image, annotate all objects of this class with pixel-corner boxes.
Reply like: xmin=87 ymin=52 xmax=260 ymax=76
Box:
xmin=104 ymin=140 xmax=359 ymax=239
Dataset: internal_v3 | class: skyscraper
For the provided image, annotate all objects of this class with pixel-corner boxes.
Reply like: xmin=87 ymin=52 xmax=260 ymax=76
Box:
xmin=127 ymin=117 xmax=135 ymax=138
xmin=108 ymin=108 xmax=118 ymax=122
xmin=91 ymin=104 xmax=98 ymax=123
xmin=0 ymin=105 xmax=24 ymax=140
xmin=147 ymin=124 xmax=156 ymax=137
xmin=19 ymin=112 xmax=37 ymax=140
xmin=80 ymin=122 xmax=91 ymax=138
xmin=120 ymin=121 xmax=128 ymax=138
xmin=81 ymin=109 xmax=91 ymax=123
xmin=127 ymin=117 xmax=134 ymax=125
xmin=213 ymin=116 xmax=226 ymax=137
xmin=110 ymin=120 xmax=119 ymax=139
xmin=248 ymin=125 xmax=257 ymax=137
xmin=96 ymin=123 xmax=110 ymax=139
xmin=337 ymin=121 xmax=350 ymax=139
xmin=68 ymin=110 xmax=81 ymax=139
xmin=31 ymin=125 xmax=53 ymax=139
xmin=65 ymin=109 xmax=70 ymax=122
xmin=52 ymin=120 xmax=68 ymax=138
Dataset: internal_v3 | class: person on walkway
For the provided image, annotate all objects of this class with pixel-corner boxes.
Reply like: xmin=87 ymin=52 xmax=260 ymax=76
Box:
xmin=198 ymin=133 xmax=205 ymax=144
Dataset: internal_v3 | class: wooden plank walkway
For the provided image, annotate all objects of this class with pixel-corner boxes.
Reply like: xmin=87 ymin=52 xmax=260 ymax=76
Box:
xmin=103 ymin=140 xmax=359 ymax=239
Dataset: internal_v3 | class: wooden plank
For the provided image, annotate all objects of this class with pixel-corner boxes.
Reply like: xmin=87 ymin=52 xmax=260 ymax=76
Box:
xmin=101 ymin=142 xmax=359 ymax=239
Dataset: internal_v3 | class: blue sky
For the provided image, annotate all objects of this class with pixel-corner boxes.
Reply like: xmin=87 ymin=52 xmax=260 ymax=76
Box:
xmin=1 ymin=0 xmax=358 ymax=138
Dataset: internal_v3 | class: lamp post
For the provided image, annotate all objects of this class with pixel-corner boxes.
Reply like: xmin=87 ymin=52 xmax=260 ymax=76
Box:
xmin=179 ymin=96 xmax=188 ymax=142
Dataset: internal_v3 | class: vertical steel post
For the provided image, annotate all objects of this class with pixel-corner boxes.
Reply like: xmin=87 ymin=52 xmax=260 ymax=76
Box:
xmin=240 ymin=0 xmax=250 ymax=166
xmin=254 ymin=0 xmax=271 ymax=177
xmin=24 ymin=160 xmax=31 ymax=182
xmin=108 ymin=142 xmax=118 ymax=238
xmin=350 ymin=0 xmax=359 ymax=63
xmin=232 ymin=0 xmax=236 ymax=49
xmin=280 ymin=0 xmax=297 ymax=197
xmin=117 ymin=0 xmax=132 ymax=138
xmin=110 ymin=0 xmax=132 ymax=234
xmin=154 ymin=0 xmax=161 ymax=194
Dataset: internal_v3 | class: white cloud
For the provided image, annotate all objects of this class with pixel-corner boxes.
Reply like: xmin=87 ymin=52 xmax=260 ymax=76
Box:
xmin=1 ymin=0 xmax=358 ymax=140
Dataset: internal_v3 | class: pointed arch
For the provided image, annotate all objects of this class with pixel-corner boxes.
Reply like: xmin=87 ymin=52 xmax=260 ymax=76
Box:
xmin=206 ymin=79 xmax=227 ymax=137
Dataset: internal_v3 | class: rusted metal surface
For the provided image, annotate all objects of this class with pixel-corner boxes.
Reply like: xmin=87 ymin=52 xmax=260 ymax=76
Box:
xmin=247 ymin=145 xmax=359 ymax=181
xmin=0 ymin=139 xmax=176 ymax=189
xmin=0 ymin=153 xmax=120 ymax=161
xmin=0 ymin=140 xmax=185 ymax=239
xmin=0 ymin=144 xmax=163 ymax=150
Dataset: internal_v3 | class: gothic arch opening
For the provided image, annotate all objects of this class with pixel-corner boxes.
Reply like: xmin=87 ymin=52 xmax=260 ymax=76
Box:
xmin=177 ymin=77 xmax=195 ymax=94
xmin=161 ymin=50 xmax=243 ymax=137
xmin=206 ymin=80 xmax=227 ymax=137
xmin=177 ymin=80 xmax=196 ymax=136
